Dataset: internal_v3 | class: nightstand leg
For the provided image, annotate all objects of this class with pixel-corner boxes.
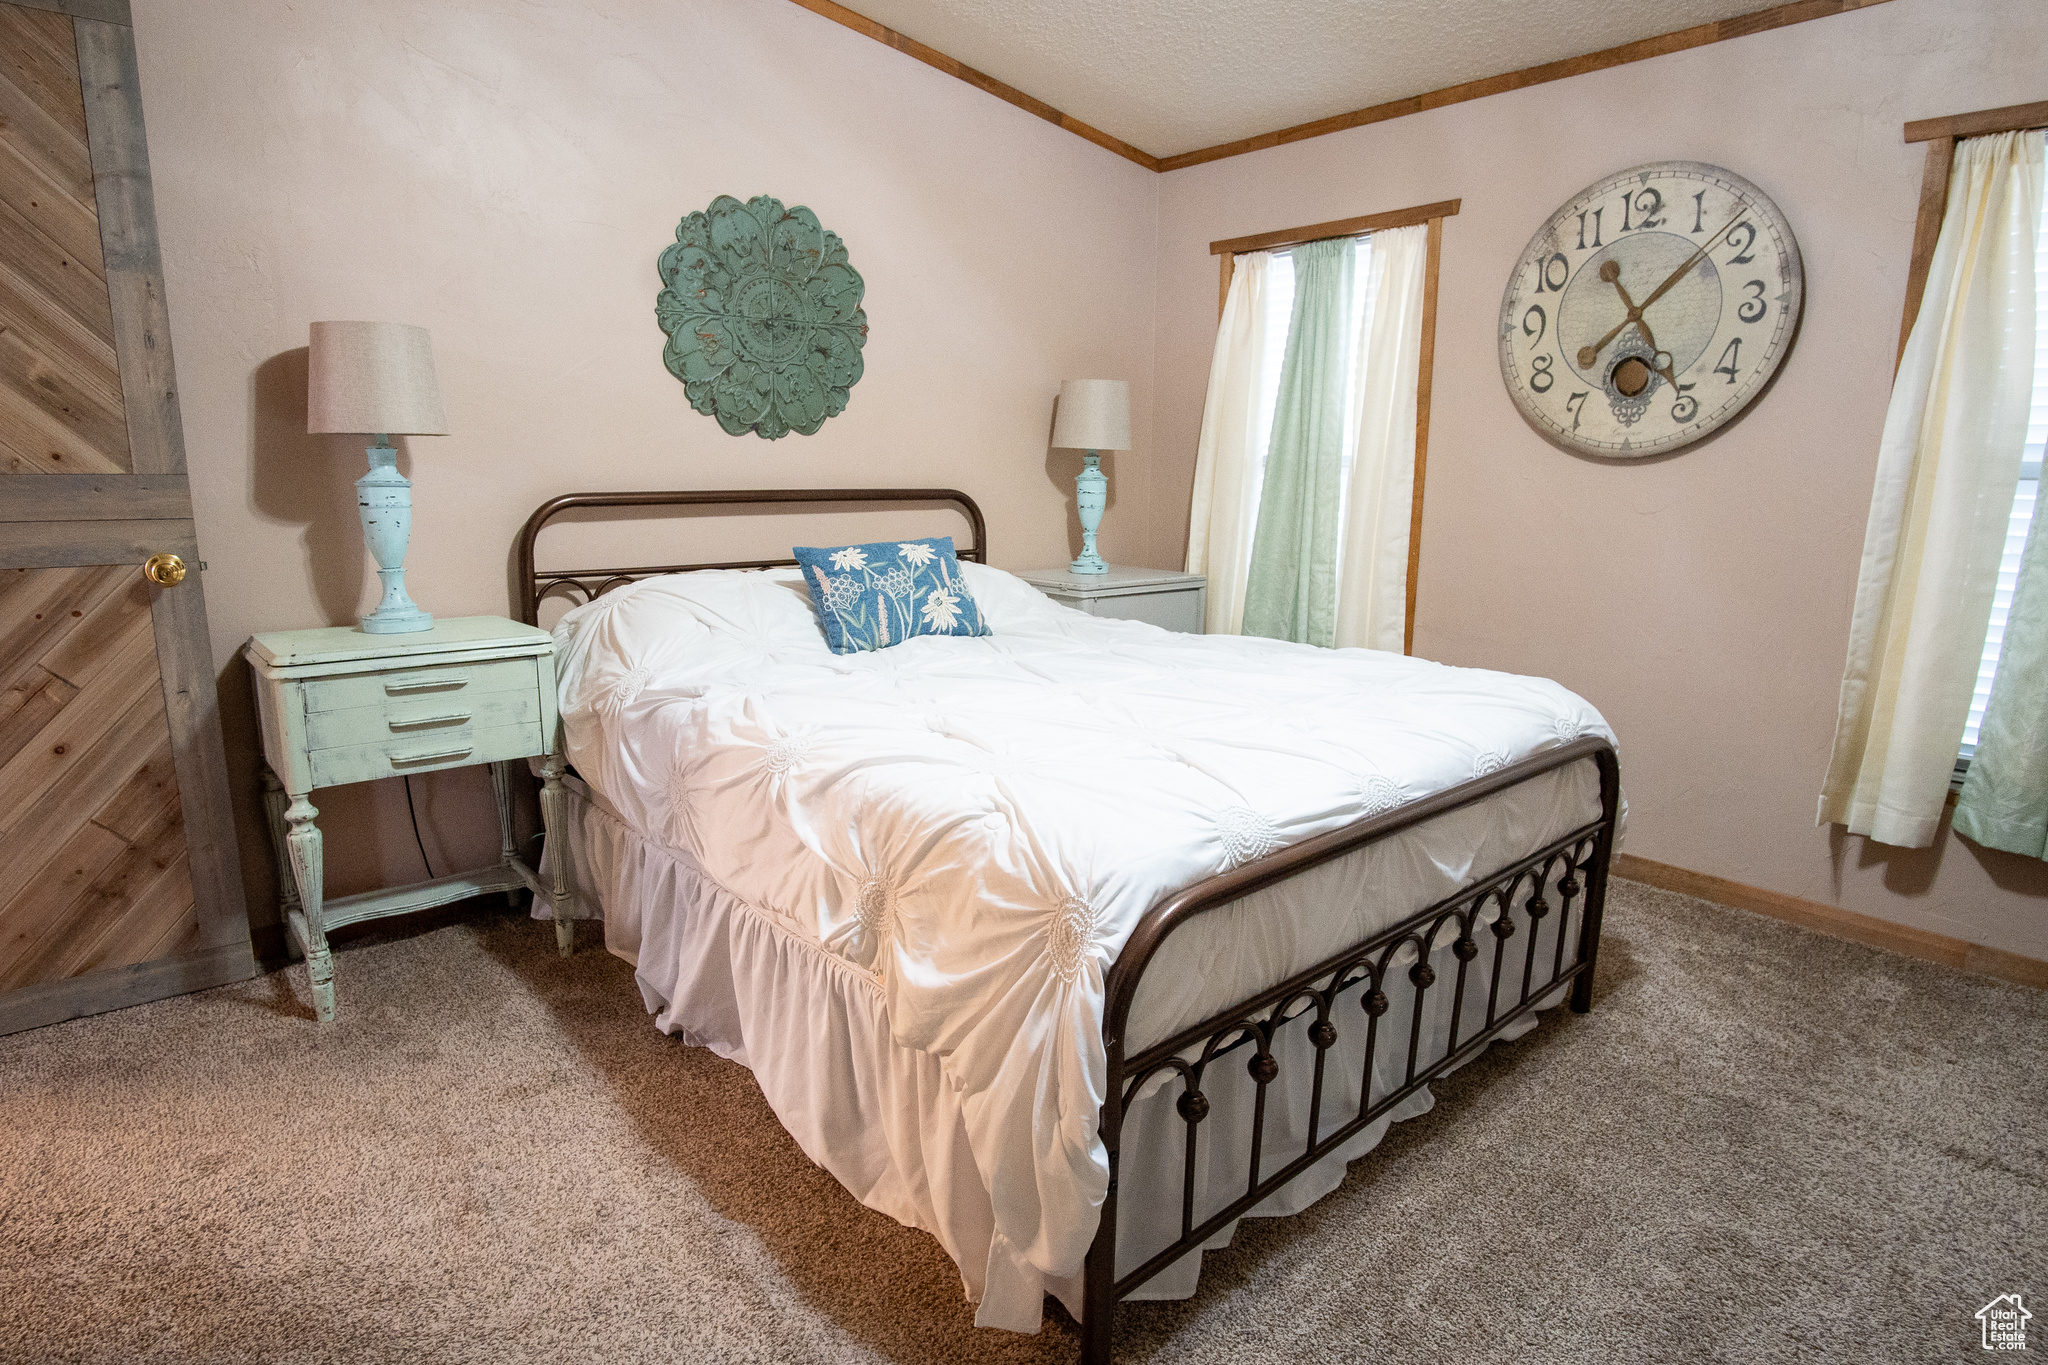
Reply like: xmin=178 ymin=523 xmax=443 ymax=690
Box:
xmin=283 ymin=794 xmax=336 ymax=1022
xmin=540 ymin=752 xmax=575 ymax=956
xmin=260 ymin=767 xmax=302 ymax=938
xmin=489 ymin=760 xmax=523 ymax=908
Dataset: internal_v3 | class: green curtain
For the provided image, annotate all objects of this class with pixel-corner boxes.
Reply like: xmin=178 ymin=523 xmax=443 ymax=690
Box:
xmin=1242 ymin=238 xmax=1354 ymax=646
xmin=1955 ymin=494 xmax=2048 ymax=858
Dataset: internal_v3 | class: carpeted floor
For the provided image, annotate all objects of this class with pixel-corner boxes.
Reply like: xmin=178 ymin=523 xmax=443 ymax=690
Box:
xmin=0 ymin=879 xmax=2042 ymax=1364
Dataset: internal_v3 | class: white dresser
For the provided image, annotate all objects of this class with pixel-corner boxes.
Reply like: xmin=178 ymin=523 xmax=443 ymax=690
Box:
xmin=1016 ymin=566 xmax=1207 ymax=633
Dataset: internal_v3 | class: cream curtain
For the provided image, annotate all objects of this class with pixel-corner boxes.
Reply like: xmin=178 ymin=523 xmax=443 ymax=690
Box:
xmin=1818 ymin=129 xmax=2045 ymax=847
xmin=1186 ymin=252 xmax=1274 ymax=635
xmin=1334 ymin=223 xmax=1429 ymax=651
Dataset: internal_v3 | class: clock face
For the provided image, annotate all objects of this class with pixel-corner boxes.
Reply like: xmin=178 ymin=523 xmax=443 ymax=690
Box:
xmin=1498 ymin=161 xmax=1803 ymax=458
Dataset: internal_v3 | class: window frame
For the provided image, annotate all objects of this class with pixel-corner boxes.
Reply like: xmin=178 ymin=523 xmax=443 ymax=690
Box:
xmin=1209 ymin=198 xmax=1458 ymax=655
xmin=1897 ymin=102 xmax=2048 ymax=793
xmin=1896 ymin=101 xmax=2048 ymax=364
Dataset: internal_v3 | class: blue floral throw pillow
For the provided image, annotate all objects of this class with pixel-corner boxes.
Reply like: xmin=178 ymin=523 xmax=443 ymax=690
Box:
xmin=793 ymin=536 xmax=992 ymax=654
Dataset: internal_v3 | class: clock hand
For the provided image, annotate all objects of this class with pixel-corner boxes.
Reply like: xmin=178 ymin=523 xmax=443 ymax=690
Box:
xmin=1649 ymin=350 xmax=1682 ymax=393
xmin=1607 ymin=269 xmax=1643 ymax=322
xmin=1607 ymin=284 xmax=1681 ymax=385
xmin=1631 ymin=209 xmax=1750 ymax=324
xmin=1579 ymin=261 xmax=1648 ymax=369
xmin=1624 ymin=315 xmax=1685 ymax=393
xmin=1592 ymin=276 xmax=1686 ymax=396
xmin=1594 ymin=301 xmax=1682 ymax=396
xmin=1574 ymin=208 xmax=1751 ymax=370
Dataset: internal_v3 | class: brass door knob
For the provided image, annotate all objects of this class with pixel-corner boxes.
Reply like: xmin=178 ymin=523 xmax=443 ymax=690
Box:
xmin=143 ymin=552 xmax=187 ymax=586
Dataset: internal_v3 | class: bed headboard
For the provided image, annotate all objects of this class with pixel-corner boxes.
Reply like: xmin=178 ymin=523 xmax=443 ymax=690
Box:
xmin=514 ymin=488 xmax=989 ymax=626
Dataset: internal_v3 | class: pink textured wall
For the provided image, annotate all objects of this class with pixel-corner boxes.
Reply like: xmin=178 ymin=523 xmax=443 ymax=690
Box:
xmin=1149 ymin=0 xmax=2048 ymax=959
xmin=133 ymin=0 xmax=1160 ymax=919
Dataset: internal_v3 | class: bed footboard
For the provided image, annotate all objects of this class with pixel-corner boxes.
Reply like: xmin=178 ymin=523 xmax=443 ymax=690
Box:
xmin=1079 ymin=738 xmax=1619 ymax=1364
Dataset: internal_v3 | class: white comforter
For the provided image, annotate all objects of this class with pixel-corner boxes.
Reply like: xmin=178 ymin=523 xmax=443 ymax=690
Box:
xmin=550 ymin=562 xmax=1614 ymax=1298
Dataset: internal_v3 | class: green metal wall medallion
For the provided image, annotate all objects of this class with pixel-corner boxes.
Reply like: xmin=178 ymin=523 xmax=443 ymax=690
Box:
xmin=656 ymin=195 xmax=868 ymax=439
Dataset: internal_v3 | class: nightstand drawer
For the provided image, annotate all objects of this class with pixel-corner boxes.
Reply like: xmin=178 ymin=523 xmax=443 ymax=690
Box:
xmin=1075 ymin=588 xmax=1204 ymax=633
xmin=1016 ymin=566 xmax=1207 ymax=635
xmin=302 ymin=690 xmax=542 ymax=751
xmin=308 ymin=719 xmax=547 ymax=788
xmin=303 ymin=657 xmax=539 ymax=714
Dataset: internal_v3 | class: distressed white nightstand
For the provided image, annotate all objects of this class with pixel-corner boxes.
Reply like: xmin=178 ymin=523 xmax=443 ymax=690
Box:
xmin=1016 ymin=566 xmax=1208 ymax=633
xmin=245 ymin=616 xmax=574 ymax=1022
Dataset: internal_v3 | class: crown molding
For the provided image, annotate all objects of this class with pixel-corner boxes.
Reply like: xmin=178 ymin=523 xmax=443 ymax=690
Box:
xmin=784 ymin=0 xmax=1161 ymax=170
xmin=790 ymin=0 xmax=1893 ymax=174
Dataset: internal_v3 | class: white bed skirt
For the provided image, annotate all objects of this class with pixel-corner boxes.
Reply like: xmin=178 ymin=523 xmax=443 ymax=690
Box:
xmin=535 ymin=777 xmax=1582 ymax=1331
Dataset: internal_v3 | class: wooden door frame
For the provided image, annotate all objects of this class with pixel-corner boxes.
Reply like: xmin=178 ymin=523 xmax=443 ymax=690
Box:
xmin=0 ymin=0 xmax=253 ymax=1032
xmin=1209 ymin=198 xmax=1459 ymax=655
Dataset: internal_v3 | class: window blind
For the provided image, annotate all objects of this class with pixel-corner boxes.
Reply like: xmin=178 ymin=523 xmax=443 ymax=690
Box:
xmin=1960 ymin=170 xmax=2048 ymax=760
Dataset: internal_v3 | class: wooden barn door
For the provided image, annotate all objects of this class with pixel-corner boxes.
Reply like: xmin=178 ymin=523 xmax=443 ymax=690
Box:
xmin=0 ymin=0 xmax=251 ymax=1033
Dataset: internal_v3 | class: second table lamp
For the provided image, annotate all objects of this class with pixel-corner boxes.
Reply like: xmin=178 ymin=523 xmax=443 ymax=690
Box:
xmin=1050 ymin=378 xmax=1130 ymax=575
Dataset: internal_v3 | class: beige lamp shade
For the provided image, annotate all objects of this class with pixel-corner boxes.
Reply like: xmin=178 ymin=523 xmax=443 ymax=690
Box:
xmin=1051 ymin=378 xmax=1130 ymax=450
xmin=307 ymin=321 xmax=448 ymax=435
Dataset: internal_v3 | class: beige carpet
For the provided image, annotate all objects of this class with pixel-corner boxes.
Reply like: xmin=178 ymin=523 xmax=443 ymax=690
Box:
xmin=1 ymin=880 xmax=2043 ymax=1364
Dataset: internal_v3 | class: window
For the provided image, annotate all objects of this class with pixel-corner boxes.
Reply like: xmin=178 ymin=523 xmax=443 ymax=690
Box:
xmin=1819 ymin=116 xmax=2046 ymax=847
xmin=1957 ymin=166 xmax=2048 ymax=780
xmin=1195 ymin=201 xmax=1453 ymax=650
xmin=1242 ymin=237 xmax=1379 ymax=579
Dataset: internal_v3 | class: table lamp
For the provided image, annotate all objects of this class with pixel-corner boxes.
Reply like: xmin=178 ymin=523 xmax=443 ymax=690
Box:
xmin=308 ymin=321 xmax=448 ymax=633
xmin=1050 ymin=378 xmax=1129 ymax=575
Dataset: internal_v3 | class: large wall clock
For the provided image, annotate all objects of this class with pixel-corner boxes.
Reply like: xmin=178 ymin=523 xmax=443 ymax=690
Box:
xmin=656 ymin=194 xmax=868 ymax=439
xmin=1498 ymin=161 xmax=1803 ymax=458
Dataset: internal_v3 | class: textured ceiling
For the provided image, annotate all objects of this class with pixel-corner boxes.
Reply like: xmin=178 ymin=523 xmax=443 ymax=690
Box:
xmin=844 ymin=0 xmax=1790 ymax=158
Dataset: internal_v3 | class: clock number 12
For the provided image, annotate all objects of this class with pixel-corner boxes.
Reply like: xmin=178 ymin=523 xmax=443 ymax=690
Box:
xmin=1622 ymin=187 xmax=1665 ymax=232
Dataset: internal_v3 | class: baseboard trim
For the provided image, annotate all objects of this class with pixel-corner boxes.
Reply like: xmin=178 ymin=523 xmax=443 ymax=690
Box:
xmin=1613 ymin=854 xmax=2048 ymax=991
xmin=0 ymin=940 xmax=259 ymax=1036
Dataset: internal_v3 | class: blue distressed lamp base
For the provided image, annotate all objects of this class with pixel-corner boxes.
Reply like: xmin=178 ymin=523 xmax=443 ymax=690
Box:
xmin=1071 ymin=449 xmax=1108 ymax=574
xmin=357 ymin=438 xmax=433 ymax=634
xmin=362 ymin=592 xmax=433 ymax=635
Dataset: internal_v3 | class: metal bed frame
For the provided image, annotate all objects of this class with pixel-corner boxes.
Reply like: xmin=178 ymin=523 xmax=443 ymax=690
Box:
xmin=515 ymin=488 xmax=1620 ymax=1365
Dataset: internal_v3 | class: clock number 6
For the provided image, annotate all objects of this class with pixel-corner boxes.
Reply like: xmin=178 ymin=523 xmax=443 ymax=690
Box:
xmin=1530 ymin=354 xmax=1556 ymax=393
xmin=1531 ymin=253 xmax=1569 ymax=293
xmin=1737 ymin=280 xmax=1768 ymax=324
